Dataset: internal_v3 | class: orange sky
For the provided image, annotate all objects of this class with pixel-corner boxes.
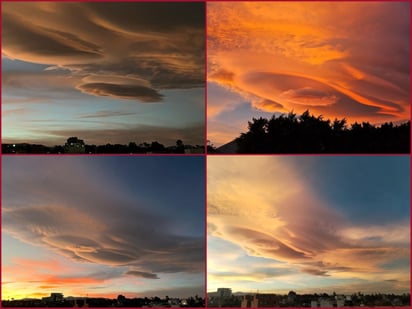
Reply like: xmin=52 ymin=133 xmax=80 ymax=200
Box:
xmin=207 ymin=2 xmax=410 ymax=146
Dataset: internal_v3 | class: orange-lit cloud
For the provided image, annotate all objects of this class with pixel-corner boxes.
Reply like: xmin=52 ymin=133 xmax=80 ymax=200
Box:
xmin=207 ymin=2 xmax=410 ymax=143
xmin=207 ymin=156 xmax=410 ymax=293
xmin=208 ymin=157 xmax=343 ymax=264
xmin=2 ymin=256 xmax=115 ymax=300
xmin=3 ymin=2 xmax=204 ymax=103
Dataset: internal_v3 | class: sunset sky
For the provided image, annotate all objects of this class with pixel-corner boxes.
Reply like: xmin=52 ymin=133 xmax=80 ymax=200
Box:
xmin=207 ymin=2 xmax=410 ymax=146
xmin=2 ymin=156 xmax=205 ymax=300
xmin=208 ymin=156 xmax=410 ymax=294
xmin=2 ymin=2 xmax=205 ymax=146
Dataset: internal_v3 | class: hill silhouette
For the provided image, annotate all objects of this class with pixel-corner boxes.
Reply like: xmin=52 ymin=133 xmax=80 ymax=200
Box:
xmin=226 ymin=111 xmax=410 ymax=153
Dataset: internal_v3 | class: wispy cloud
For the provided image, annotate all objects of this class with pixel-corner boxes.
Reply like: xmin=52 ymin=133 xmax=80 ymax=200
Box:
xmin=125 ymin=270 xmax=160 ymax=280
xmin=77 ymin=110 xmax=138 ymax=119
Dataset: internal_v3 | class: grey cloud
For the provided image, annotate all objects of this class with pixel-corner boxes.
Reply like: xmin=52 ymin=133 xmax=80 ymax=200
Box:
xmin=77 ymin=83 xmax=163 ymax=102
xmin=41 ymin=27 xmax=102 ymax=54
xmin=2 ymin=12 xmax=101 ymax=60
xmin=143 ymin=240 xmax=204 ymax=274
xmin=126 ymin=270 xmax=160 ymax=279
xmin=301 ymin=267 xmax=330 ymax=277
xmin=78 ymin=110 xmax=138 ymax=119
xmin=83 ymin=2 xmax=205 ymax=32
xmin=304 ymin=261 xmax=353 ymax=274
xmin=150 ymin=70 xmax=205 ymax=90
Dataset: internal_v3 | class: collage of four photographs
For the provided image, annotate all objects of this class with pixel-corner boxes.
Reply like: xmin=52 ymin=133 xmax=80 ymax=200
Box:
xmin=2 ymin=1 xmax=411 ymax=308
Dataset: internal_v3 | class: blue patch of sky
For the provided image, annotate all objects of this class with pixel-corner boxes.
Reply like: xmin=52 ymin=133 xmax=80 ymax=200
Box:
xmin=207 ymin=82 xmax=243 ymax=104
xmin=208 ymin=82 xmax=282 ymax=124
xmin=2 ymin=58 xmax=49 ymax=72
xmin=129 ymin=88 xmax=205 ymax=128
xmin=380 ymin=258 xmax=410 ymax=271
xmin=214 ymin=101 xmax=274 ymax=126
xmin=287 ymin=156 xmax=410 ymax=224
xmin=86 ymin=156 xmax=205 ymax=237
xmin=3 ymin=87 xmax=203 ymax=132
xmin=235 ymin=254 xmax=288 ymax=267
xmin=207 ymin=235 xmax=243 ymax=253
xmin=1 ymin=234 xmax=44 ymax=265
xmin=208 ymin=237 xmax=290 ymax=274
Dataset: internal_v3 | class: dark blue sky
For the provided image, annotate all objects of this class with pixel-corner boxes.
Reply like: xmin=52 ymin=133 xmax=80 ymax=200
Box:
xmin=288 ymin=156 xmax=410 ymax=224
xmin=89 ymin=156 xmax=206 ymax=236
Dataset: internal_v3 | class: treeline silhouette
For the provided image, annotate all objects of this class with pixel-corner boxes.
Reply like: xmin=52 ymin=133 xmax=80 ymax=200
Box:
xmin=2 ymin=138 xmax=204 ymax=154
xmin=234 ymin=111 xmax=410 ymax=153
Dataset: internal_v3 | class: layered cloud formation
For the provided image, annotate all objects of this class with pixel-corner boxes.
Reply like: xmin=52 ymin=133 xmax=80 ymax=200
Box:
xmin=3 ymin=2 xmax=204 ymax=102
xmin=207 ymin=2 xmax=410 ymax=145
xmin=2 ymin=2 xmax=205 ymax=146
xmin=207 ymin=156 xmax=410 ymax=293
xmin=3 ymin=157 xmax=204 ymax=299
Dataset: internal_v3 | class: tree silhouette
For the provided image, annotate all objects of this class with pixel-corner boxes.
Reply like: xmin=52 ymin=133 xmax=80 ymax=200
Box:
xmin=175 ymin=139 xmax=185 ymax=153
xmin=235 ymin=110 xmax=410 ymax=153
